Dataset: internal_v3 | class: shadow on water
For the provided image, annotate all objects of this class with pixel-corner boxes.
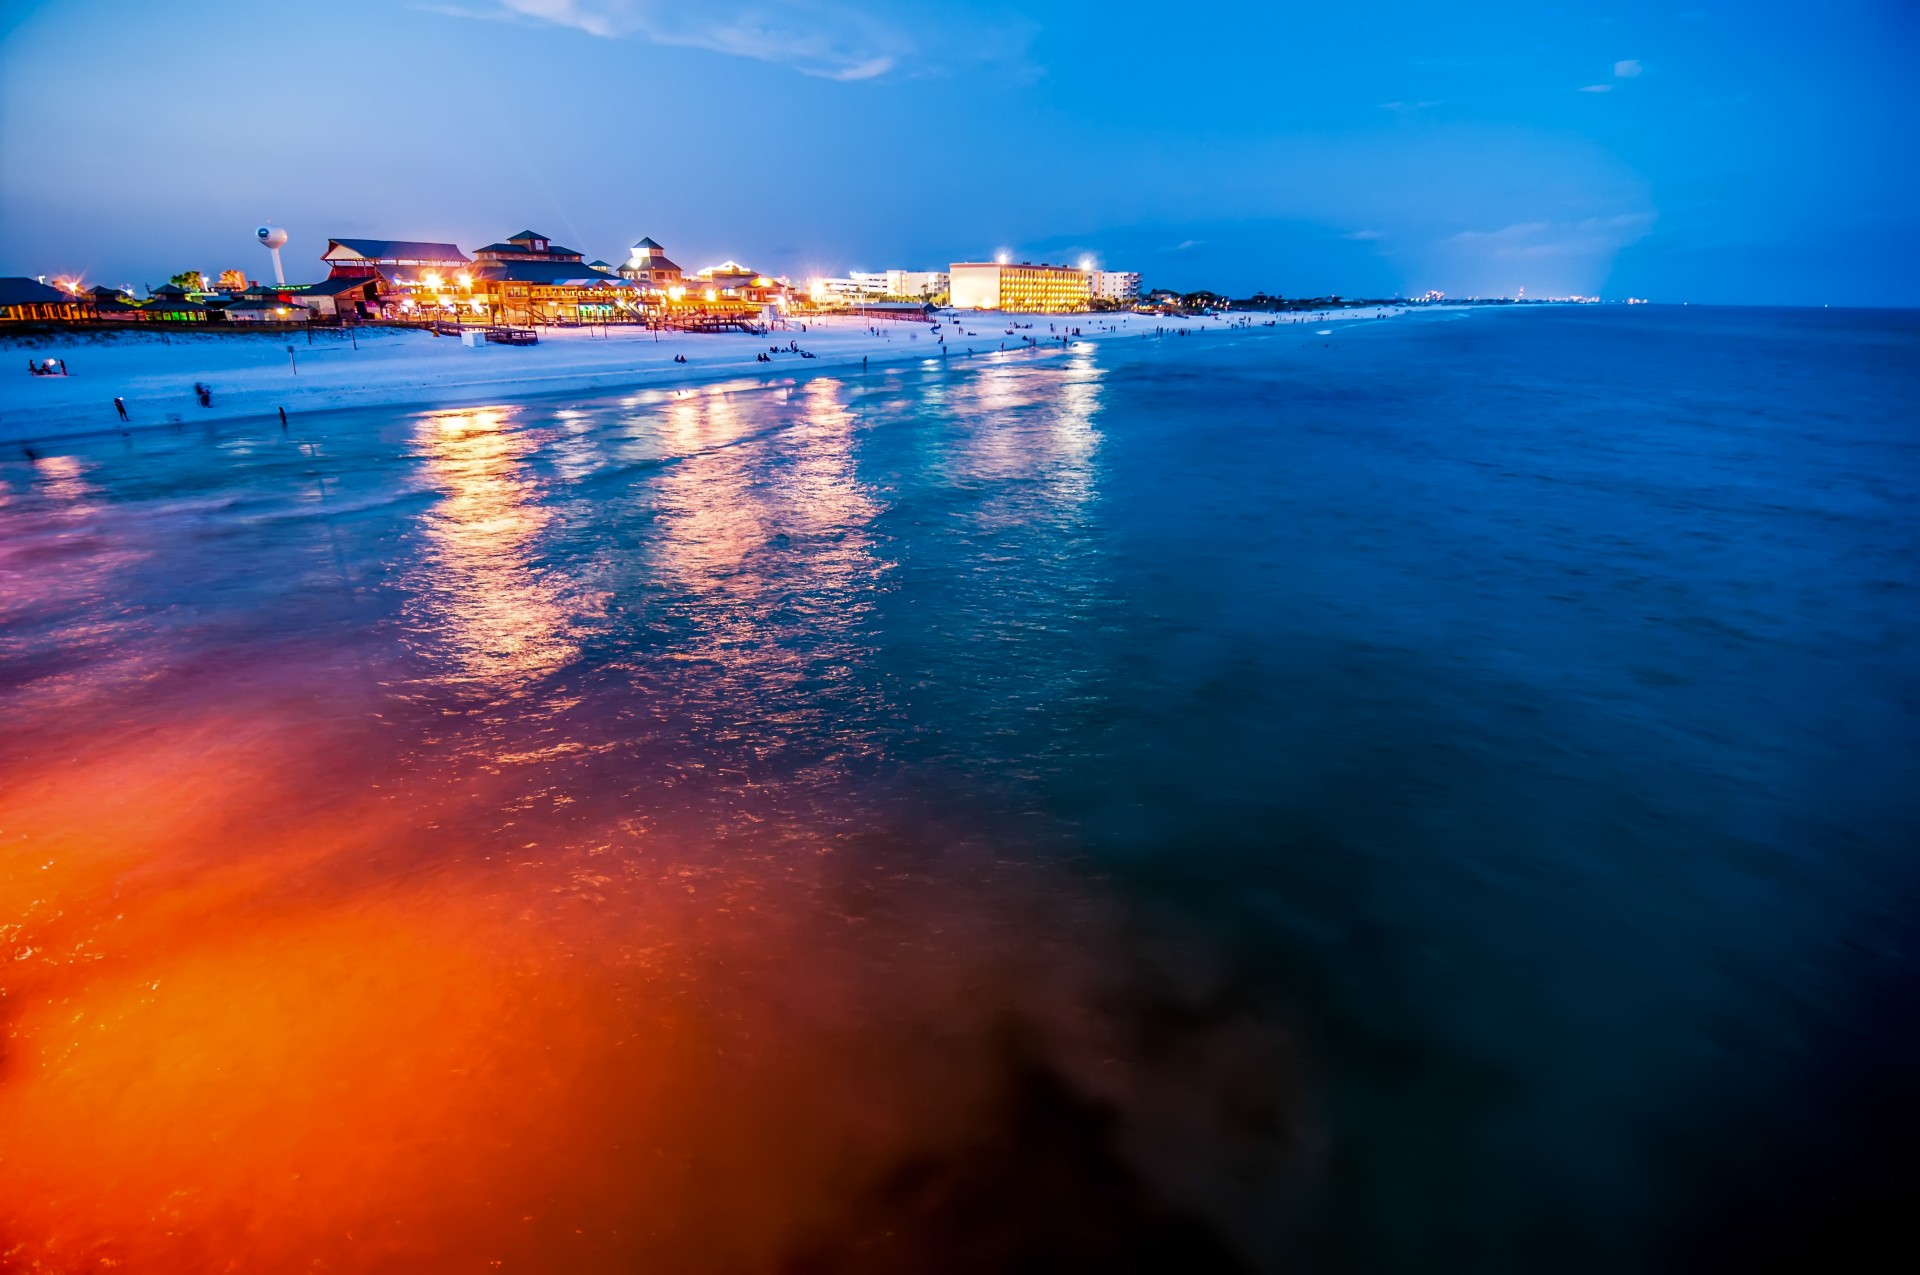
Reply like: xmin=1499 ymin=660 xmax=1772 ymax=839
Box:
xmin=782 ymin=1029 xmax=1255 ymax=1275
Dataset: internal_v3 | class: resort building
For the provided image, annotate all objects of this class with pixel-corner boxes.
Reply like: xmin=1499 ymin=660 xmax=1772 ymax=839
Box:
xmin=618 ymin=237 xmax=684 ymax=292
xmin=1090 ymin=270 xmax=1141 ymax=302
xmin=321 ymin=238 xmax=470 ymax=283
xmin=806 ymin=268 xmax=946 ymax=306
xmin=318 ymin=238 xmax=471 ymax=317
xmin=141 ymin=283 xmax=210 ymax=322
xmin=471 ymin=230 xmax=584 ymax=265
xmin=948 ymin=261 xmax=1093 ymax=313
xmin=0 ymin=276 xmax=87 ymax=322
xmin=886 ymin=269 xmax=949 ymax=299
xmin=222 ymin=297 xmax=309 ymax=324
xmin=468 ymin=229 xmax=633 ymax=326
xmin=287 ymin=275 xmax=380 ymax=321
xmin=694 ymin=261 xmax=789 ymax=306
xmin=87 ymin=285 xmax=148 ymax=320
xmin=807 ymin=276 xmax=873 ymax=306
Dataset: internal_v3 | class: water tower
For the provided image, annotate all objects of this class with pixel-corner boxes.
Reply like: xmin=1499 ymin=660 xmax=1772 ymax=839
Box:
xmin=255 ymin=224 xmax=289 ymax=285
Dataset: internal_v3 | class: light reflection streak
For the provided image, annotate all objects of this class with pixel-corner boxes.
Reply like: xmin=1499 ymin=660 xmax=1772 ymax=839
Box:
xmin=646 ymin=378 xmax=891 ymax=764
xmin=0 ymin=456 xmax=157 ymax=717
xmin=942 ymin=352 xmax=1106 ymax=522
xmin=402 ymin=408 xmax=596 ymax=689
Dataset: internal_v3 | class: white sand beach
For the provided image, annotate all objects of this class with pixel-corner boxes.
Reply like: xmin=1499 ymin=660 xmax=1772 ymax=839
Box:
xmin=1 ymin=307 xmax=1403 ymax=446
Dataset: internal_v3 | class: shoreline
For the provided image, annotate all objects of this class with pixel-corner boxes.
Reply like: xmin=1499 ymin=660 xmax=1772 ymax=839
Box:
xmin=1 ymin=307 xmax=1409 ymax=449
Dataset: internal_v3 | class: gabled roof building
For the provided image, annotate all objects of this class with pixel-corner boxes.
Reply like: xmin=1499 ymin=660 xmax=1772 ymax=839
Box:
xmin=462 ymin=229 xmax=636 ymax=326
xmin=472 ymin=231 xmax=585 ymax=264
xmin=322 ymin=238 xmax=470 ymax=280
xmin=0 ymin=277 xmax=85 ymax=322
xmin=618 ymin=237 xmax=684 ymax=289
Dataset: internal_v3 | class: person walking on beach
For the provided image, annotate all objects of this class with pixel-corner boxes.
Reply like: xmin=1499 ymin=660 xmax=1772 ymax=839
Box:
xmin=114 ymin=397 xmax=128 ymax=422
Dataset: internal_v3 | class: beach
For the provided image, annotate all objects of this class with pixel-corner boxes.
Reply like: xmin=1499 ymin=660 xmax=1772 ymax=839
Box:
xmin=0 ymin=307 xmax=1403 ymax=446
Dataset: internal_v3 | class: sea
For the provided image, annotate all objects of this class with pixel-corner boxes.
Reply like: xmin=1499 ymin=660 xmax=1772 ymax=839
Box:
xmin=1 ymin=304 xmax=1915 ymax=1272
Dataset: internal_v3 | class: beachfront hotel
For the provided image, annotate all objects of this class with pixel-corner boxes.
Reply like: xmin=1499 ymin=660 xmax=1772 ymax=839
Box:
xmin=806 ymin=268 xmax=949 ymax=306
xmin=1090 ymin=270 xmax=1142 ymax=302
xmin=887 ymin=269 xmax=949 ymax=299
xmin=949 ymin=261 xmax=1094 ymax=313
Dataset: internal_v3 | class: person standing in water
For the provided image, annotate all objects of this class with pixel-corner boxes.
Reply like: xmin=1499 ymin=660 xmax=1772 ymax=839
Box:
xmin=114 ymin=397 xmax=128 ymax=421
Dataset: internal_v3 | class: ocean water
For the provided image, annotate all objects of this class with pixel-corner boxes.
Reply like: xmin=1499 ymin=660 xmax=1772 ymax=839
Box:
xmin=1 ymin=305 xmax=1915 ymax=1271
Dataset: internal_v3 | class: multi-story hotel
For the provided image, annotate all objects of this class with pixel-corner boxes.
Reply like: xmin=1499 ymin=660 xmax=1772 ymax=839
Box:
xmin=886 ymin=269 xmax=949 ymax=299
xmin=810 ymin=268 xmax=949 ymax=304
xmin=949 ymin=261 xmax=1095 ymax=313
xmin=1090 ymin=270 xmax=1141 ymax=302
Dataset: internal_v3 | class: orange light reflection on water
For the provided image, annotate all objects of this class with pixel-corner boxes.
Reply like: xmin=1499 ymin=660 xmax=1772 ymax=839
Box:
xmin=0 ymin=690 xmax=1133 ymax=1270
xmin=404 ymin=408 xmax=597 ymax=689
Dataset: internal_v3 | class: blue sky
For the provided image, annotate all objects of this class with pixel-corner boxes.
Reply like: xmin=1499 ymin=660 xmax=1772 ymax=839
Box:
xmin=1 ymin=0 xmax=1913 ymax=304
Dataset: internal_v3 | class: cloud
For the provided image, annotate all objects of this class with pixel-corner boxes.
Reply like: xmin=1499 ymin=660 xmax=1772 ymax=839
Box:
xmin=1441 ymin=213 xmax=1654 ymax=261
xmin=1444 ymin=221 xmax=1551 ymax=246
xmin=1170 ymin=239 xmax=1203 ymax=252
xmin=1341 ymin=229 xmax=1385 ymax=241
xmin=438 ymin=0 xmax=1032 ymax=80
xmin=1614 ymin=59 xmax=1642 ymax=78
xmin=1580 ymin=83 xmax=1613 ymax=93
xmin=1379 ymin=100 xmax=1443 ymax=111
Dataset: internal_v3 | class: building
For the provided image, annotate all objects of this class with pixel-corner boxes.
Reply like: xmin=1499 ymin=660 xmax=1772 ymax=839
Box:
xmin=223 ymin=297 xmax=310 ymax=324
xmin=886 ymin=269 xmax=949 ymax=299
xmin=806 ymin=269 xmax=944 ymax=306
xmin=1090 ymin=270 xmax=1141 ymax=303
xmin=807 ymin=276 xmax=873 ymax=306
xmin=471 ymin=230 xmax=585 ymax=265
xmin=321 ymin=238 xmax=470 ymax=282
xmin=459 ymin=229 xmax=632 ymax=325
xmin=617 ymin=237 xmax=684 ymax=292
xmin=287 ymin=275 xmax=380 ymax=321
xmin=0 ymin=277 xmax=86 ymax=322
xmin=87 ymin=285 xmax=148 ymax=320
xmin=694 ymin=261 xmax=789 ymax=306
xmin=948 ymin=261 xmax=1093 ymax=313
xmin=141 ymin=283 xmax=210 ymax=322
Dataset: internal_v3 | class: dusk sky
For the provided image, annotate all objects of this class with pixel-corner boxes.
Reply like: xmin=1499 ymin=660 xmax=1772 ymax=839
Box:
xmin=2 ymin=0 xmax=1913 ymax=305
